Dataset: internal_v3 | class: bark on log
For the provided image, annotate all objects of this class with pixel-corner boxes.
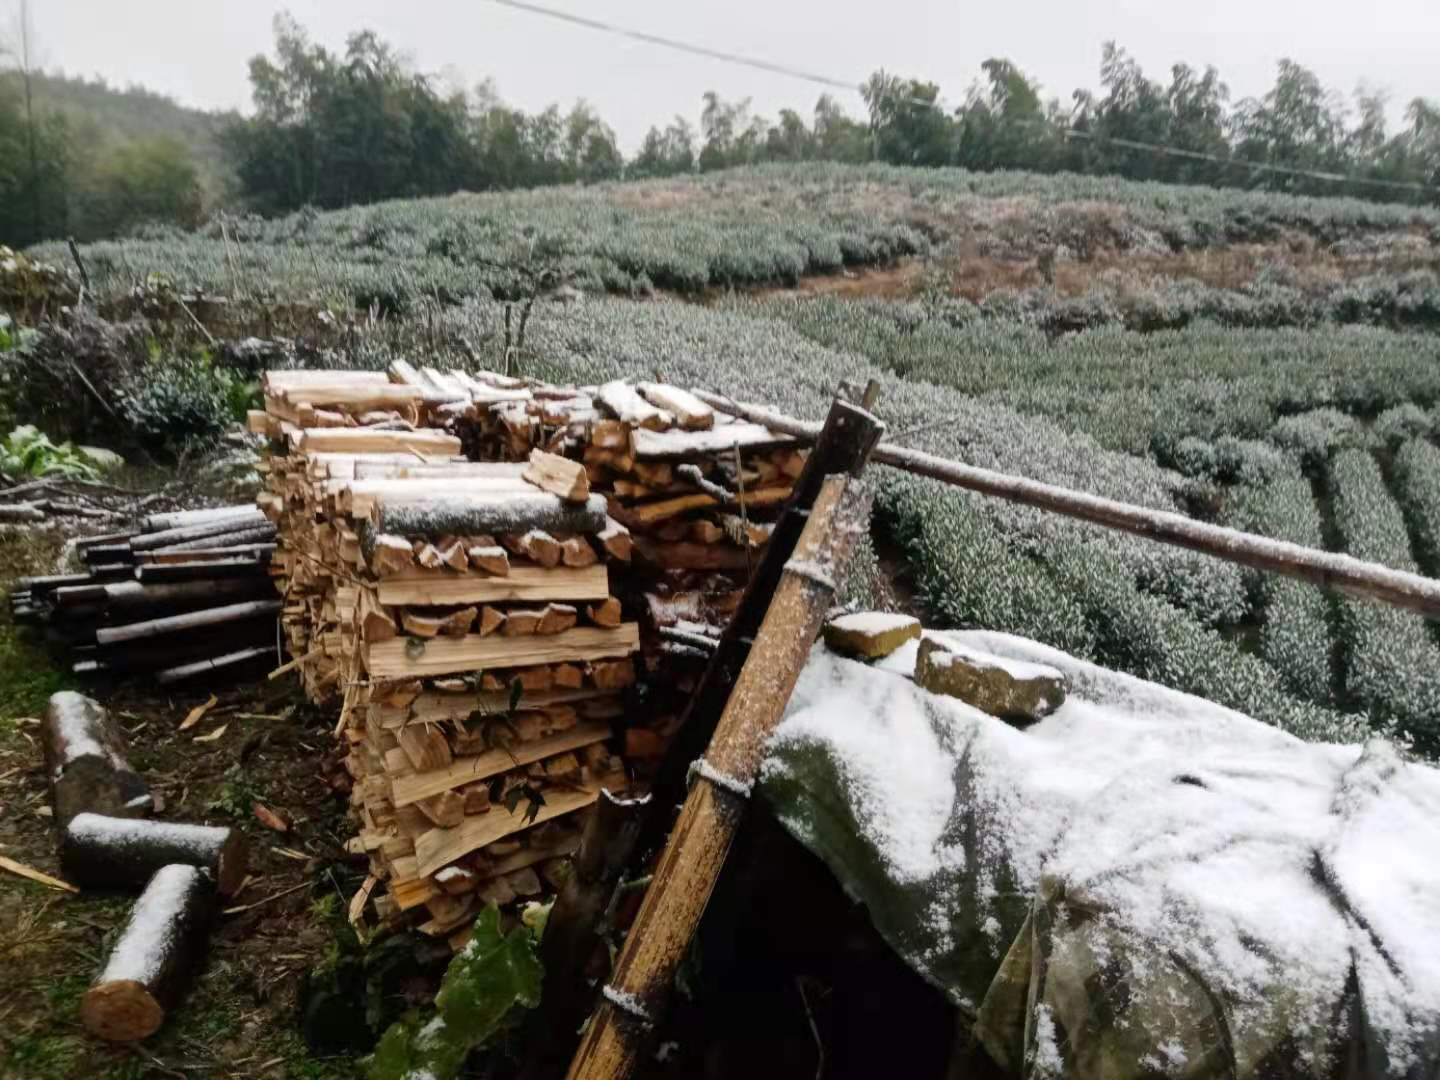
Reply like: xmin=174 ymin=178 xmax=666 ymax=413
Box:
xmin=135 ymin=559 xmax=268 ymax=584
xmin=79 ymin=864 xmax=215 ymax=1042
xmin=155 ymin=645 xmax=274 ymax=685
xmin=61 ymin=813 xmax=248 ymax=896
xmin=42 ymin=692 xmax=152 ymax=827
xmin=358 ymin=494 xmax=608 ymax=543
xmin=95 ymin=599 xmax=282 ymax=646
xmin=141 ymin=505 xmax=264 ymax=532
xmin=94 ymin=578 xmax=273 ymax=617
xmin=151 ymin=525 xmax=277 ymax=553
xmin=130 ymin=516 xmax=274 ymax=552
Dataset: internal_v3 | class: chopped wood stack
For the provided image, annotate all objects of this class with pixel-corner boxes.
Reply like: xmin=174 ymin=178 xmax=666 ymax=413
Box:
xmin=442 ymin=375 xmax=808 ymax=775
xmin=255 ymin=367 xmax=642 ymax=942
xmin=10 ymin=504 xmax=279 ymax=684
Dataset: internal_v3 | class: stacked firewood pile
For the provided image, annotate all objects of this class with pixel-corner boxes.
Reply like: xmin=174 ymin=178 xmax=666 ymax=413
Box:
xmin=442 ymin=374 xmax=805 ymax=770
xmin=255 ymin=364 xmax=804 ymax=944
xmin=11 ymin=505 xmax=279 ymax=684
xmin=255 ymin=368 xmax=646 ymax=942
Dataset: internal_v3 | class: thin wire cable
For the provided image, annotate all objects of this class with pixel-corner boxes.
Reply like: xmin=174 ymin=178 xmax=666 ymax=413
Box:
xmin=483 ymin=0 xmax=1439 ymax=197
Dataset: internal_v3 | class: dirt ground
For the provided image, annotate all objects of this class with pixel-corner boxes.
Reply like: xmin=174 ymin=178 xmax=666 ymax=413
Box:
xmin=0 ymin=524 xmax=366 ymax=1080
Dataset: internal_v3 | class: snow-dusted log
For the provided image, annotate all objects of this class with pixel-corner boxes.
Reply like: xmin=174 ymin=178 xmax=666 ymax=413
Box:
xmin=693 ymin=391 xmax=1440 ymax=621
xmin=357 ymin=493 xmax=607 ymax=546
xmin=80 ymin=864 xmax=215 ymax=1042
xmin=42 ymin=692 xmax=152 ymax=827
xmin=60 ymin=813 xmax=249 ymax=896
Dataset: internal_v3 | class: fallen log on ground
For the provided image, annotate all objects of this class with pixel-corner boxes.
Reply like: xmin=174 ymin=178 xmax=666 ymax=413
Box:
xmin=80 ymin=864 xmax=215 ymax=1042
xmin=42 ymin=692 xmax=152 ymax=827
xmin=60 ymin=813 xmax=248 ymax=896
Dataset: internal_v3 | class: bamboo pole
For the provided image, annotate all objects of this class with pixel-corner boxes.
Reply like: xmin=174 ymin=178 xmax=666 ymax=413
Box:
xmin=565 ymin=471 xmax=875 ymax=1080
xmin=693 ymin=391 xmax=1440 ymax=621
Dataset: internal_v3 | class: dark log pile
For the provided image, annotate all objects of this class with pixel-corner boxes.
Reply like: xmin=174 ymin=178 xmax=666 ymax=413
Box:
xmin=10 ymin=504 xmax=278 ymax=683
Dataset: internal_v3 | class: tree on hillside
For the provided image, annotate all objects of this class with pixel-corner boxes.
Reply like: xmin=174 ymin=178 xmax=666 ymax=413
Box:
xmin=955 ymin=59 xmax=1059 ymax=172
xmin=1232 ymin=59 xmax=1348 ymax=193
xmin=224 ymin=14 xmax=476 ymax=212
xmin=631 ymin=116 xmax=695 ymax=178
xmin=862 ymin=72 xmax=953 ymax=167
xmin=812 ymin=95 xmax=869 ymax=164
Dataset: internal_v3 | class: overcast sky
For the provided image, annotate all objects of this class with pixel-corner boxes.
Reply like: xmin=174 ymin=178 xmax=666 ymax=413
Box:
xmin=21 ymin=0 xmax=1440 ymax=150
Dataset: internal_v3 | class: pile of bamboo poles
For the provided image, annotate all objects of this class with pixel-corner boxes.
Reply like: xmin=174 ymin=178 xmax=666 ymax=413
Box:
xmin=10 ymin=504 xmax=279 ymax=684
xmin=256 ymin=368 xmax=643 ymax=942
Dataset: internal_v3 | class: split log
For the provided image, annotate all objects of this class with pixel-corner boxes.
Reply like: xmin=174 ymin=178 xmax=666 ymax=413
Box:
xmin=637 ymin=384 xmax=713 ymax=431
xmin=79 ymin=864 xmax=215 ymax=1042
xmin=504 ymin=530 xmax=563 ymax=568
xmin=60 ymin=813 xmax=248 ymax=896
xmin=366 ymin=624 xmax=640 ymax=679
xmin=523 ymin=449 xmax=590 ymax=503
xmin=42 ymin=692 xmax=152 ymax=827
xmin=374 ymin=564 xmax=609 ymax=607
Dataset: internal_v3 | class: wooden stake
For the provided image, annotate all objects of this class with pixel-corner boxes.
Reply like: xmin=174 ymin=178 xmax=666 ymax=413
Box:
xmin=565 ymin=473 xmax=874 ymax=1079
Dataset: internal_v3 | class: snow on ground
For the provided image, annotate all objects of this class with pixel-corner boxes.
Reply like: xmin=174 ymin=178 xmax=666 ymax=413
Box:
xmin=761 ymin=631 xmax=1440 ymax=1077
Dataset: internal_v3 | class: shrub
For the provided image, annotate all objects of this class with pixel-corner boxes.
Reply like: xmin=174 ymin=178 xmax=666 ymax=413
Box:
xmin=1269 ymin=409 xmax=1372 ymax=471
xmin=120 ymin=355 xmax=243 ymax=454
xmin=1392 ymin=438 xmax=1440 ymax=575
xmin=1373 ymin=403 xmax=1434 ymax=448
xmin=1225 ymin=466 xmax=1335 ymax=702
xmin=1328 ymin=449 xmax=1440 ymax=750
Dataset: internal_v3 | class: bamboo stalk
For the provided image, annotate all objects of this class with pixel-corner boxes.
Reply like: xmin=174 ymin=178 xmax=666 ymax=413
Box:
xmin=694 ymin=391 xmax=1440 ymax=621
xmin=565 ymin=473 xmax=874 ymax=1079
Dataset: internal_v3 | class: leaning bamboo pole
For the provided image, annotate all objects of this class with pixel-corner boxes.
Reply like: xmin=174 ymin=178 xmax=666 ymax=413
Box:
xmin=565 ymin=471 xmax=875 ymax=1080
xmin=693 ymin=391 xmax=1440 ymax=621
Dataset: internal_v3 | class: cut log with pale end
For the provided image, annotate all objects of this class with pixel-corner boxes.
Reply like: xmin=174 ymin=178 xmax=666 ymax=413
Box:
xmin=586 ymin=597 xmax=622 ymax=628
xmin=468 ymin=545 xmax=510 ymax=576
xmin=399 ymin=723 xmax=454 ymax=772
xmin=537 ymin=603 xmax=579 ymax=635
xmin=42 ymin=692 xmax=152 ymax=827
xmin=559 ymin=536 xmax=599 ymax=568
xmin=638 ymin=384 xmax=714 ymax=431
xmin=80 ymin=864 xmax=215 ymax=1042
xmin=369 ymin=534 xmax=416 ymax=576
xmin=504 ymin=530 xmax=562 ymax=568
xmin=524 ymin=449 xmax=590 ymax=503
xmin=61 ymin=813 xmax=248 ymax=896
xmin=596 ymin=518 xmax=633 ymax=563
xmin=597 ymin=381 xmax=672 ymax=431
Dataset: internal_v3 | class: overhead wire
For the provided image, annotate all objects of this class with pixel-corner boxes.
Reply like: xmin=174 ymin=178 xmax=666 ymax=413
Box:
xmin=482 ymin=0 xmax=1439 ymax=197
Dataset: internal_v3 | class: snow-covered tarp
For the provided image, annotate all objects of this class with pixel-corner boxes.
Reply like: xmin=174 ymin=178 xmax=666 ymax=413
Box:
xmin=760 ymin=630 xmax=1440 ymax=1079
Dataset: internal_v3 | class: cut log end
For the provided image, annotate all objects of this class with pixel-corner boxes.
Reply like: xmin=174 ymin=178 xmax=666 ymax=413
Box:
xmin=80 ymin=979 xmax=166 ymax=1042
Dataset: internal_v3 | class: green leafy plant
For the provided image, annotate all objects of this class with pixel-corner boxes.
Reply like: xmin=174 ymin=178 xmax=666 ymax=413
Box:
xmin=367 ymin=904 xmax=542 ymax=1080
xmin=0 ymin=426 xmax=103 ymax=480
xmin=120 ymin=353 xmax=239 ymax=453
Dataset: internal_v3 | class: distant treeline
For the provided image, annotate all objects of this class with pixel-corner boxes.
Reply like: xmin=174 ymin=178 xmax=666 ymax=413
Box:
xmin=3 ymin=15 xmax=1438 ymax=248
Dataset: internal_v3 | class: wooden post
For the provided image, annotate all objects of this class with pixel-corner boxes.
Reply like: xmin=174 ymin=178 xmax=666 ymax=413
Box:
xmin=565 ymin=471 xmax=875 ymax=1080
xmin=627 ymin=396 xmax=884 ymax=870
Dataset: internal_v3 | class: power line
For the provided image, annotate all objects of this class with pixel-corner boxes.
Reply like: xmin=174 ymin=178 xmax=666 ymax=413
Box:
xmin=485 ymin=0 xmax=861 ymax=96
xmin=484 ymin=0 xmax=1439 ymax=197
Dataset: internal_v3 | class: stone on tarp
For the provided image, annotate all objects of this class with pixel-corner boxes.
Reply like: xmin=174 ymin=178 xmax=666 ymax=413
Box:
xmin=914 ymin=634 xmax=1066 ymax=722
xmin=822 ymin=611 xmax=921 ymax=660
